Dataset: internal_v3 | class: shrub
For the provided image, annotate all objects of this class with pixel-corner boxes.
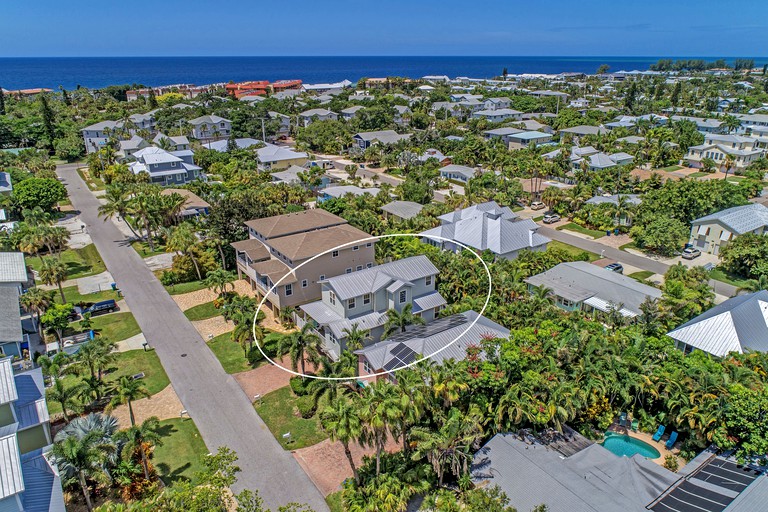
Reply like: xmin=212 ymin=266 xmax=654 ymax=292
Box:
xmin=663 ymin=455 xmax=679 ymax=472
xmin=295 ymin=395 xmax=316 ymax=419
xmin=246 ymin=346 xmax=264 ymax=365
xmin=289 ymin=376 xmax=309 ymax=396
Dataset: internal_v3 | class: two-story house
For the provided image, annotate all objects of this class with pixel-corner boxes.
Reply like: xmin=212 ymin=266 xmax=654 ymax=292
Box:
xmin=0 ymin=356 xmax=65 ymax=512
xmin=685 ymin=134 xmax=766 ymax=172
xmin=482 ymin=97 xmax=511 ymax=110
xmin=0 ymin=253 xmax=30 ymax=360
xmin=421 ymin=201 xmax=550 ymax=260
xmin=299 ymin=255 xmax=446 ymax=358
xmin=117 ymin=135 xmax=151 ymax=161
xmin=128 ymin=147 xmax=202 ymax=185
xmin=689 ymin=203 xmax=768 ymax=255
xmin=81 ymin=120 xmax=122 ymax=154
xmin=298 ymin=109 xmax=338 ymax=126
xmin=188 ymin=115 xmax=232 ymax=140
xmin=232 ymin=210 xmax=375 ymax=316
xmin=152 ymin=133 xmax=191 ymax=151
xmin=471 ymin=108 xmax=523 ymax=123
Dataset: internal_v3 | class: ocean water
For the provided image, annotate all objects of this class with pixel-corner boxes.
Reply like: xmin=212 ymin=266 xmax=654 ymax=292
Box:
xmin=1 ymin=56 xmax=766 ymax=90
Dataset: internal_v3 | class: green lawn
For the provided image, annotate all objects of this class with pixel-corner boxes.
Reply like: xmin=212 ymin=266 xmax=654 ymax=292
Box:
xmin=153 ymin=418 xmax=208 ymax=487
xmin=548 ymin=240 xmax=600 ymax=262
xmin=46 ymin=349 xmax=169 ymax=416
xmin=58 ymin=286 xmax=119 ymax=306
xmin=183 ymin=301 xmax=221 ymax=321
xmin=688 ymin=171 xmax=711 ymax=178
xmin=131 ymin=241 xmax=167 ymax=258
xmin=511 ymin=205 xmax=524 ymax=212
xmin=326 ymin=492 xmax=344 ymax=512
xmin=255 ymin=387 xmax=328 ymax=450
xmin=557 ymin=223 xmax=606 ymax=239
xmin=619 ymin=241 xmax=639 ymax=251
xmin=163 ymin=279 xmax=209 ymax=295
xmin=661 ymin=165 xmax=684 ymax=172
xmin=533 ymin=215 xmax=544 ymax=222
xmin=629 ymin=270 xmax=654 ymax=282
xmin=709 ymin=268 xmax=752 ymax=288
xmin=77 ymin=168 xmax=105 ymax=191
xmin=27 ymin=244 xmax=106 ymax=280
xmin=207 ymin=331 xmax=286 ymax=374
xmin=86 ymin=312 xmax=141 ymax=342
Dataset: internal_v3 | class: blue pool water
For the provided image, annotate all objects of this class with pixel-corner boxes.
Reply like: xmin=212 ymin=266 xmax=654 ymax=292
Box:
xmin=602 ymin=432 xmax=660 ymax=459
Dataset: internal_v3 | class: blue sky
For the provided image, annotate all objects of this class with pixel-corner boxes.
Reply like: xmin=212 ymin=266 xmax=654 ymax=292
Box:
xmin=2 ymin=0 xmax=767 ymax=57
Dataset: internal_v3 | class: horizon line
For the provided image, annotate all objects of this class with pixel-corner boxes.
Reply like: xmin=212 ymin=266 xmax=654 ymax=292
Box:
xmin=2 ymin=54 xmax=768 ymax=59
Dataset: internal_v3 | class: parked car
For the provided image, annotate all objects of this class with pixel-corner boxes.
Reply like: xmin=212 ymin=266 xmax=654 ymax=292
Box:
xmin=605 ymin=263 xmax=624 ymax=274
xmin=83 ymin=299 xmax=117 ymax=317
xmin=542 ymin=213 xmax=561 ymax=224
xmin=682 ymin=247 xmax=701 ymax=260
xmin=530 ymin=201 xmax=546 ymax=210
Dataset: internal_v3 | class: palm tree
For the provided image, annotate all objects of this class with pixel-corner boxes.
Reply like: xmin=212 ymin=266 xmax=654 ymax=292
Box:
xmin=381 ymin=303 xmax=425 ymax=339
xmin=38 ymin=352 xmax=69 ymax=384
xmin=118 ymin=416 xmax=163 ymax=480
xmin=342 ymin=323 xmax=371 ymax=351
xmin=20 ymin=287 xmax=53 ymax=336
xmin=39 ymin=257 xmax=68 ymax=303
xmin=98 ymin=186 xmax=140 ymax=238
xmin=278 ymin=323 xmax=322 ymax=376
xmin=110 ymin=376 xmax=150 ymax=426
xmin=320 ymin=396 xmax=363 ymax=483
xmin=51 ymin=431 xmax=116 ymax=512
xmin=167 ymin=223 xmax=202 ymax=280
xmin=359 ymin=381 xmax=400 ymax=476
xmin=48 ymin=378 xmax=84 ymax=422
xmin=722 ymin=154 xmax=735 ymax=180
xmin=203 ymin=268 xmax=236 ymax=297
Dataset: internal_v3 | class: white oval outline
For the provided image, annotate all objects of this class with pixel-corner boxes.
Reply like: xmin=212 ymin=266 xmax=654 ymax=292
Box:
xmin=252 ymin=232 xmax=493 ymax=381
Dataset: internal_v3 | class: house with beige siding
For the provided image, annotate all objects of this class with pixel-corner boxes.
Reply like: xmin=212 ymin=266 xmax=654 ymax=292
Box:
xmin=689 ymin=203 xmax=768 ymax=255
xmin=232 ymin=210 xmax=375 ymax=315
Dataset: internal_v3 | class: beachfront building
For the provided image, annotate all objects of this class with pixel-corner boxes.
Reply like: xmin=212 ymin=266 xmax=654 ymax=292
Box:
xmin=684 ymin=134 xmax=766 ymax=172
xmin=0 ymin=356 xmax=64 ymax=512
xmin=188 ymin=115 xmax=232 ymax=141
xmin=688 ymin=203 xmax=768 ymax=255
xmin=127 ymin=147 xmax=202 ymax=185
xmin=232 ymin=210 xmax=374 ymax=316
xmin=667 ymin=290 xmax=768 ymax=357
xmin=421 ymin=201 xmax=550 ymax=260
xmin=525 ymin=261 xmax=662 ymax=319
xmin=299 ymin=255 xmax=446 ymax=358
xmin=356 ymin=311 xmax=509 ymax=382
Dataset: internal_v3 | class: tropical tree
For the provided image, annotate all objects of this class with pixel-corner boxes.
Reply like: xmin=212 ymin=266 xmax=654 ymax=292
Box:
xmin=203 ymin=268 xmax=236 ymax=297
xmin=48 ymin=378 xmax=84 ymax=422
xmin=109 ymin=377 xmax=150 ymax=426
xmin=39 ymin=257 xmax=68 ymax=303
xmin=117 ymin=416 xmax=163 ymax=480
xmin=381 ymin=303 xmax=425 ymax=339
xmin=278 ymin=323 xmax=322 ymax=377
xmin=167 ymin=223 xmax=203 ymax=280
xmin=51 ymin=430 xmax=117 ymax=512
xmin=20 ymin=287 xmax=54 ymax=336
xmin=359 ymin=381 xmax=401 ymax=476
xmin=320 ymin=396 xmax=363 ymax=483
xmin=341 ymin=323 xmax=371 ymax=351
xmin=722 ymin=154 xmax=736 ymax=180
xmin=738 ymin=274 xmax=768 ymax=293
xmin=98 ymin=185 xmax=140 ymax=238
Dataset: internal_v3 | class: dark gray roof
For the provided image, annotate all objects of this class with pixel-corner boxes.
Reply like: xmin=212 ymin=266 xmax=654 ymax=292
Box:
xmin=13 ymin=369 xmax=49 ymax=429
xmin=0 ymin=173 xmax=12 ymax=193
xmin=472 ymin=433 xmax=678 ymax=512
xmin=21 ymin=448 xmax=65 ymax=512
xmin=691 ymin=204 xmax=768 ymax=235
xmin=0 ymin=286 xmax=23 ymax=343
xmin=667 ymin=290 xmax=768 ymax=357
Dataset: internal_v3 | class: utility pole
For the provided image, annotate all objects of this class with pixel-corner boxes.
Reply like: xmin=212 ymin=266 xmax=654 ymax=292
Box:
xmin=256 ymin=117 xmax=267 ymax=142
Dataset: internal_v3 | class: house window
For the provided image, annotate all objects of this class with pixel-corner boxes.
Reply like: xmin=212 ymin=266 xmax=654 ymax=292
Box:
xmin=329 ymin=292 xmax=336 ymax=305
xmin=363 ymin=294 xmax=371 ymax=305
xmin=363 ymin=360 xmax=373 ymax=374
xmin=425 ymin=276 xmax=432 ymax=286
xmin=348 ymin=298 xmax=356 ymax=309
xmin=353 ymin=245 xmax=359 ymax=251
xmin=302 ymin=279 xmax=308 ymax=288
xmin=171 ymin=162 xmax=176 ymax=167
xmin=319 ymin=274 xmax=325 ymax=281
xmin=285 ymin=284 xmax=293 ymax=296
xmin=346 ymin=268 xmax=352 ymax=274
xmin=366 ymin=242 xmax=372 ymax=247
xmin=332 ymin=250 xmax=339 ymax=258
xmin=399 ymin=290 xmax=407 ymax=303
xmin=366 ymin=263 xmax=373 ymax=269
xmin=356 ymin=265 xmax=363 ymax=271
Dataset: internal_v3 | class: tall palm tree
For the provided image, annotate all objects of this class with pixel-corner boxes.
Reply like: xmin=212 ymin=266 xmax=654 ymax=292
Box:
xmin=320 ymin=396 xmax=363 ymax=483
xmin=38 ymin=257 xmax=68 ymax=303
xmin=167 ymin=223 xmax=202 ymax=280
xmin=51 ymin=431 xmax=116 ymax=512
xmin=98 ymin=185 xmax=140 ymax=238
xmin=381 ymin=303 xmax=425 ymax=339
xmin=118 ymin=416 xmax=163 ymax=480
xmin=278 ymin=323 xmax=322 ymax=376
xmin=110 ymin=376 xmax=150 ymax=427
xmin=722 ymin=154 xmax=736 ymax=180
xmin=342 ymin=323 xmax=371 ymax=351
xmin=20 ymin=287 xmax=53 ymax=336
xmin=359 ymin=381 xmax=400 ymax=476
xmin=203 ymin=268 xmax=236 ymax=297
xmin=48 ymin=378 xmax=84 ymax=422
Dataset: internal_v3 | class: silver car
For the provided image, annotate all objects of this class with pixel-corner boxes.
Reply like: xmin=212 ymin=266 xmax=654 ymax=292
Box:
xmin=682 ymin=247 xmax=701 ymax=260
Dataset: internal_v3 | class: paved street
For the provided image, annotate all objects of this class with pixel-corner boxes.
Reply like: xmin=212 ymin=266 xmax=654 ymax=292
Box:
xmin=56 ymin=164 xmax=329 ymax=511
xmin=538 ymin=226 xmax=738 ymax=297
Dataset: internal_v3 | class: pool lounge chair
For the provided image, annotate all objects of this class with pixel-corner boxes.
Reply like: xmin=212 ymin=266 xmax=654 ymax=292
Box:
xmin=631 ymin=419 xmax=639 ymax=431
xmin=665 ymin=431 xmax=678 ymax=449
xmin=619 ymin=412 xmax=628 ymax=427
xmin=652 ymin=425 xmax=665 ymax=442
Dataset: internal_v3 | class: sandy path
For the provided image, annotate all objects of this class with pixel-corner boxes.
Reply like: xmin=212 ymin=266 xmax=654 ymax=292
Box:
xmin=110 ymin=384 xmax=183 ymax=428
xmin=235 ymin=354 xmax=319 ymax=398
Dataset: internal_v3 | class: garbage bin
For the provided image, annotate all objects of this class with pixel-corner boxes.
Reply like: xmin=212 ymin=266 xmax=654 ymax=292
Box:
xmin=606 ymin=230 xmax=611 ymax=236
xmin=111 ymin=283 xmax=117 ymax=291
xmin=614 ymin=228 xmax=620 ymax=236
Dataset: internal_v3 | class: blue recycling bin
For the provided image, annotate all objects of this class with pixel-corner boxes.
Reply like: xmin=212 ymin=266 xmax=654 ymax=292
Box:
xmin=111 ymin=282 xmax=117 ymax=291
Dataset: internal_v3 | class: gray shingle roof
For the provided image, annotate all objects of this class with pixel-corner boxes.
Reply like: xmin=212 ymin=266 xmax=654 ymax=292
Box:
xmin=691 ymin=203 xmax=768 ymax=235
xmin=667 ymin=290 xmax=768 ymax=357
xmin=525 ymin=261 xmax=661 ymax=316
xmin=0 ymin=287 xmax=23 ymax=344
xmin=0 ymin=253 xmax=27 ymax=283
xmin=354 ymin=130 xmax=411 ymax=145
xmin=188 ymin=114 xmax=230 ymax=125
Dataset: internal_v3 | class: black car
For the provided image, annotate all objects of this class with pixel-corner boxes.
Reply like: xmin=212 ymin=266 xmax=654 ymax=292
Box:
xmin=83 ymin=299 xmax=118 ymax=316
xmin=605 ymin=263 xmax=624 ymax=274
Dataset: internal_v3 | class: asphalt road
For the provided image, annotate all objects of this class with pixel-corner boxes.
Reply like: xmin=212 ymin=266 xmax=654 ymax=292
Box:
xmin=56 ymin=164 xmax=329 ymax=511
xmin=538 ymin=226 xmax=738 ymax=297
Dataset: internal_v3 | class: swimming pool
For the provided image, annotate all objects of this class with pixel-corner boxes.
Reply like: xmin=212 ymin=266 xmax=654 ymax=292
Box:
xmin=601 ymin=432 xmax=661 ymax=459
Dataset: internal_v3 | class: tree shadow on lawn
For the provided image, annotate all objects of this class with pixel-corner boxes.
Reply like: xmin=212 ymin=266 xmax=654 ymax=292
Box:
xmin=154 ymin=422 xmax=194 ymax=486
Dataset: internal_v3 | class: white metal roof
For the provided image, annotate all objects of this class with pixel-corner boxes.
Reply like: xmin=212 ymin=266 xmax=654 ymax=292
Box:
xmin=0 ymin=434 xmax=23 ymax=499
xmin=0 ymin=253 xmax=27 ymax=283
xmin=0 ymin=359 xmax=17 ymax=406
